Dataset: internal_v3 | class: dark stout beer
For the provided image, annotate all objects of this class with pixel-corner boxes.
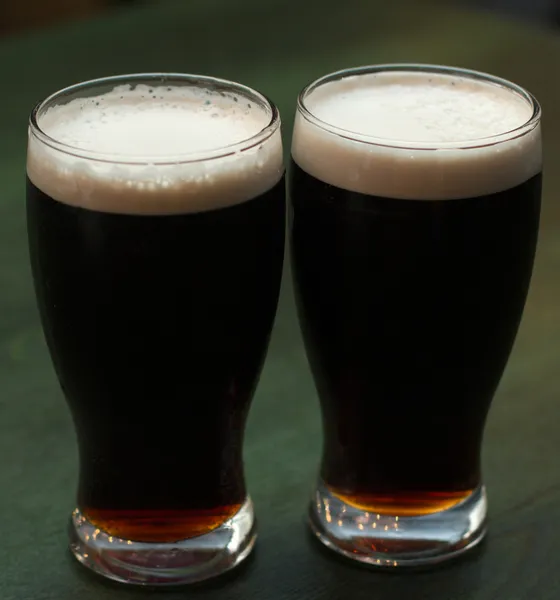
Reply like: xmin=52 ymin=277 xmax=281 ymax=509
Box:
xmin=291 ymin=69 xmax=542 ymax=516
xmin=27 ymin=81 xmax=285 ymax=542
xmin=291 ymin=164 xmax=540 ymax=515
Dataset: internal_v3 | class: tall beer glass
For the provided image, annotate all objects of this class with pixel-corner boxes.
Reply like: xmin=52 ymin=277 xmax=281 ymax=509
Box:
xmin=27 ymin=73 xmax=285 ymax=585
xmin=290 ymin=64 xmax=541 ymax=566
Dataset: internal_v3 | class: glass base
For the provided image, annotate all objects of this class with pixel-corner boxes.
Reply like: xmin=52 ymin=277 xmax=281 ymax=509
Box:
xmin=69 ymin=497 xmax=256 ymax=586
xmin=309 ymin=481 xmax=487 ymax=568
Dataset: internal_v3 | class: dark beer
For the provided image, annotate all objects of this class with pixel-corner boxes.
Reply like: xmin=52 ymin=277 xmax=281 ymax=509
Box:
xmin=291 ymin=68 xmax=542 ymax=517
xmin=27 ymin=79 xmax=285 ymax=544
xmin=291 ymin=164 xmax=540 ymax=515
xmin=27 ymin=177 xmax=285 ymax=541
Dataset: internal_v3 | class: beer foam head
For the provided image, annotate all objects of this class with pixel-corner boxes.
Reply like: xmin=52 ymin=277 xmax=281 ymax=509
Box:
xmin=292 ymin=69 xmax=541 ymax=200
xmin=28 ymin=80 xmax=283 ymax=214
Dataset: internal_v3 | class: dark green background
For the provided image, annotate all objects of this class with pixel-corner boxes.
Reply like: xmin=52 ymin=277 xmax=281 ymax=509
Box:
xmin=1 ymin=1 xmax=560 ymax=598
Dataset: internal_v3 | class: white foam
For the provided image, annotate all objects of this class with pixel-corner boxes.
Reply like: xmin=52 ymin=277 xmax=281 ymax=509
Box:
xmin=28 ymin=84 xmax=284 ymax=214
xmin=292 ymin=71 xmax=541 ymax=200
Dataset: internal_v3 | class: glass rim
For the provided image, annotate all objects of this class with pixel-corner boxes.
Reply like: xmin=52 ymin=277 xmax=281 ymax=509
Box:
xmin=28 ymin=72 xmax=281 ymax=165
xmin=296 ymin=63 xmax=542 ymax=151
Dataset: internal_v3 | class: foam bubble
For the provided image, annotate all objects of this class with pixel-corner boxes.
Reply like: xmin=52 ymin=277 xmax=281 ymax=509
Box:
xmin=28 ymin=83 xmax=284 ymax=214
xmin=292 ymin=70 xmax=541 ymax=200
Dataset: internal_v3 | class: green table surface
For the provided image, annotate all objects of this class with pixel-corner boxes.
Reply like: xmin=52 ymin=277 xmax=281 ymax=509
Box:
xmin=1 ymin=1 xmax=560 ymax=598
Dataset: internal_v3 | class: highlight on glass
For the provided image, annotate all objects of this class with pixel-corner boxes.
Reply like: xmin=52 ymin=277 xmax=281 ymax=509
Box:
xmin=27 ymin=73 xmax=285 ymax=585
xmin=289 ymin=64 xmax=541 ymax=566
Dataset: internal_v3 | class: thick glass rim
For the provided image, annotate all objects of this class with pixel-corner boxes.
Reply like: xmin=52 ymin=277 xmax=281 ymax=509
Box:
xmin=29 ymin=73 xmax=281 ymax=165
xmin=296 ymin=63 xmax=541 ymax=151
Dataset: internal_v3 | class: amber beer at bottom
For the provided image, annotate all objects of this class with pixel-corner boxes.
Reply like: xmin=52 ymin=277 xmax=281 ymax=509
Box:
xmin=290 ymin=65 xmax=542 ymax=566
xmin=26 ymin=74 xmax=285 ymax=585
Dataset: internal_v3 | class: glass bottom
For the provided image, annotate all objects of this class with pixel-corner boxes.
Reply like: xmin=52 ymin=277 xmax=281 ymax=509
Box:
xmin=69 ymin=497 xmax=256 ymax=586
xmin=309 ymin=481 xmax=487 ymax=567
